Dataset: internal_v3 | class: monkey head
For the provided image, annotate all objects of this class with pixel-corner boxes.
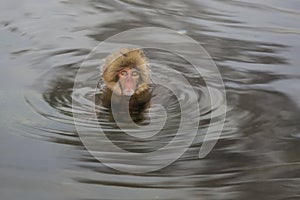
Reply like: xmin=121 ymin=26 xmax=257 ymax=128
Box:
xmin=102 ymin=48 xmax=150 ymax=96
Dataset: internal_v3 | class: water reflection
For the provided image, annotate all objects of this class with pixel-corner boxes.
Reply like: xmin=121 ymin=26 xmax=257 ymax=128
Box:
xmin=1 ymin=0 xmax=300 ymax=199
xmin=25 ymin=46 xmax=300 ymax=199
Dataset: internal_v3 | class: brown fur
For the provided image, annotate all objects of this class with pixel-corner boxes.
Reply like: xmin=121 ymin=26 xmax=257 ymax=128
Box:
xmin=102 ymin=48 xmax=150 ymax=95
xmin=98 ymin=48 xmax=152 ymax=123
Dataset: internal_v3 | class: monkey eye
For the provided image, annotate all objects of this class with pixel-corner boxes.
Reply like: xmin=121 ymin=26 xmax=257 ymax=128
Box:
xmin=119 ymin=70 xmax=128 ymax=76
xmin=131 ymin=71 xmax=139 ymax=77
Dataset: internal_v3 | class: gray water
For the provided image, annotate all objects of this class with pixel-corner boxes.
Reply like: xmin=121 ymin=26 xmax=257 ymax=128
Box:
xmin=1 ymin=0 xmax=300 ymax=199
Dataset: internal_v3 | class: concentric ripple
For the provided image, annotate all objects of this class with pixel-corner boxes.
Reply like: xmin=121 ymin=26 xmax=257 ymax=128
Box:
xmin=72 ymin=27 xmax=226 ymax=173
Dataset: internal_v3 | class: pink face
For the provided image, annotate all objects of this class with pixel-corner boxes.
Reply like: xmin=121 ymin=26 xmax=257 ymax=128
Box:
xmin=118 ymin=68 xmax=140 ymax=96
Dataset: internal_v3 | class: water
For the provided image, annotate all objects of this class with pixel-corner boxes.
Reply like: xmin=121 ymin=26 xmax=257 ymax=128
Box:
xmin=1 ymin=0 xmax=300 ymax=199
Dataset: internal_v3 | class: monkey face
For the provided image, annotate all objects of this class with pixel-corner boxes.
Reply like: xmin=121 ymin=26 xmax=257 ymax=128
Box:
xmin=102 ymin=48 xmax=150 ymax=96
xmin=118 ymin=67 xmax=140 ymax=96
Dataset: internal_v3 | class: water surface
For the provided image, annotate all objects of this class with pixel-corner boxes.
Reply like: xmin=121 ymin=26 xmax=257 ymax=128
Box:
xmin=1 ymin=0 xmax=300 ymax=199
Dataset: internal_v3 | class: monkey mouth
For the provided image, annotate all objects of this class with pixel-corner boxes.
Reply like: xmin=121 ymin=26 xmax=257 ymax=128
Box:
xmin=122 ymin=89 xmax=135 ymax=96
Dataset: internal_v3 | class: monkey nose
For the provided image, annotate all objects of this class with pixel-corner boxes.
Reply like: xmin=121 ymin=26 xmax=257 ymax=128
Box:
xmin=123 ymin=78 xmax=135 ymax=96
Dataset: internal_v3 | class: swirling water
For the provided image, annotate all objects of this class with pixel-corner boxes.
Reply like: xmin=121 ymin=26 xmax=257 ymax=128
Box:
xmin=1 ymin=0 xmax=300 ymax=199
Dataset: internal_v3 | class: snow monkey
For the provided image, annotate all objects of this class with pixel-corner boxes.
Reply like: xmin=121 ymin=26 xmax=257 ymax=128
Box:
xmin=99 ymin=48 xmax=152 ymax=123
